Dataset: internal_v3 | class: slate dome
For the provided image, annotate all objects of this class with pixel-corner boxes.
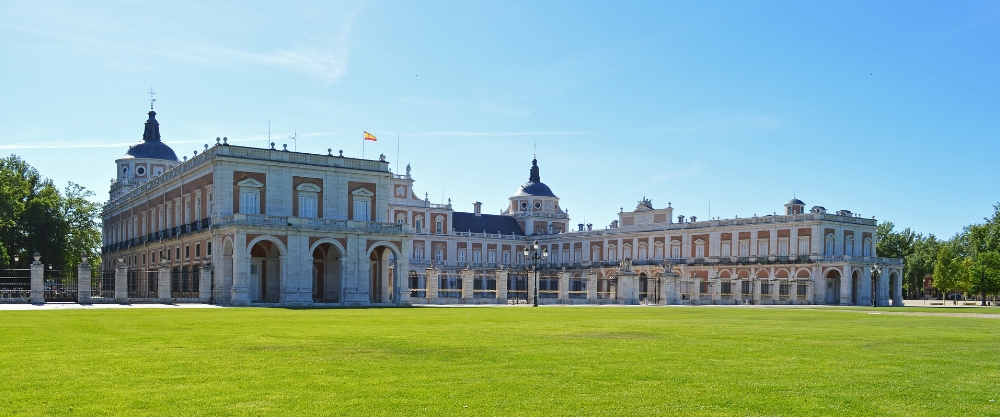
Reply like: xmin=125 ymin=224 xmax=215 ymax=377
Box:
xmin=514 ymin=159 xmax=556 ymax=197
xmin=121 ymin=110 xmax=179 ymax=161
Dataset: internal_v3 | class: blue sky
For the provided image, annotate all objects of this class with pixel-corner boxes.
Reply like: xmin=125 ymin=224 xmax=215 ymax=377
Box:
xmin=1 ymin=1 xmax=998 ymax=238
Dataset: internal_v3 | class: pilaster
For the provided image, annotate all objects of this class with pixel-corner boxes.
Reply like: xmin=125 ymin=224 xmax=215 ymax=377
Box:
xmin=115 ymin=260 xmax=128 ymax=304
xmin=199 ymin=263 xmax=212 ymax=303
xmin=30 ymin=260 xmax=44 ymax=305
xmin=558 ymin=270 xmax=569 ymax=301
xmin=461 ymin=269 xmax=474 ymax=300
xmin=496 ymin=269 xmax=508 ymax=301
xmin=78 ymin=262 xmax=92 ymax=304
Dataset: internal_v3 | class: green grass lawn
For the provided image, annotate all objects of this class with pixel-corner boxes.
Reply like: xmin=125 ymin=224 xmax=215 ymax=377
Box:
xmin=2 ymin=307 xmax=999 ymax=416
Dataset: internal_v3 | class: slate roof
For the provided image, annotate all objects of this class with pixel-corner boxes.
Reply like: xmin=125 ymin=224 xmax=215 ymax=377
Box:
xmin=513 ymin=158 xmax=556 ymax=197
xmin=452 ymin=212 xmax=525 ymax=236
xmin=121 ymin=110 xmax=179 ymax=161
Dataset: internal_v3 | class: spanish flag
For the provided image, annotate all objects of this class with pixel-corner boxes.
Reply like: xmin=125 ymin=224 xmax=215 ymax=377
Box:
xmin=364 ymin=131 xmax=377 ymax=141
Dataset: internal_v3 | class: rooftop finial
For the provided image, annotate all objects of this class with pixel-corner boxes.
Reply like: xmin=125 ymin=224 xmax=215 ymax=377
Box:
xmin=148 ymin=87 xmax=156 ymax=110
xmin=529 ymin=157 xmax=540 ymax=183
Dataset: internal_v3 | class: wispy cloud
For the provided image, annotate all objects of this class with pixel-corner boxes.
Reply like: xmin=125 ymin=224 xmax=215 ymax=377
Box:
xmin=405 ymin=130 xmax=596 ymax=137
xmin=627 ymin=160 xmax=704 ymax=193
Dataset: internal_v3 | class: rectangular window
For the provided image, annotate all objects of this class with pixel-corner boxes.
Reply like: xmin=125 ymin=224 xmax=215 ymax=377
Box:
xmin=699 ymin=281 xmax=710 ymax=294
xmin=778 ymin=240 xmax=789 ymax=256
xmin=175 ymin=248 xmax=180 ymax=260
xmin=758 ymin=240 xmax=769 ymax=256
xmin=721 ymin=243 xmax=731 ymax=257
xmin=354 ymin=200 xmax=371 ymax=221
xmin=739 ymin=242 xmax=749 ymax=257
xmin=195 ymin=244 xmax=201 ymax=258
xmin=799 ymin=238 xmax=809 ymax=255
xmin=436 ymin=221 xmax=443 ymax=234
xmin=435 ymin=250 xmax=443 ymax=261
xmin=142 ymin=253 xmax=146 ymax=265
xmin=414 ymin=247 xmax=424 ymax=260
xmin=185 ymin=246 xmax=190 ymax=259
xmin=488 ymin=251 xmax=496 ymax=263
xmin=721 ymin=282 xmax=732 ymax=295
xmin=671 ymin=246 xmax=681 ymax=258
xmin=741 ymin=280 xmax=751 ymax=295
xmin=241 ymin=192 xmax=259 ymax=215
xmin=473 ymin=251 xmax=482 ymax=263
xmin=207 ymin=242 xmax=212 ymax=256
xmin=299 ymin=195 xmax=317 ymax=218
xmin=779 ymin=283 xmax=790 ymax=296
xmin=654 ymin=246 xmax=664 ymax=259
xmin=761 ymin=283 xmax=772 ymax=295
xmin=458 ymin=250 xmax=466 ymax=262
xmin=695 ymin=245 xmax=705 ymax=258
xmin=797 ymin=284 xmax=808 ymax=296
xmin=503 ymin=251 xmax=511 ymax=264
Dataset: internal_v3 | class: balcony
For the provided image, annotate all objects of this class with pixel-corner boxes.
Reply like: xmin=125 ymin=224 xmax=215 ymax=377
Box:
xmin=214 ymin=214 xmax=409 ymax=235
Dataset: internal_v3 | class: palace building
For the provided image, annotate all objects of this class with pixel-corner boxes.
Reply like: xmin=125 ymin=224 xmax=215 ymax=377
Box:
xmin=101 ymin=109 xmax=903 ymax=307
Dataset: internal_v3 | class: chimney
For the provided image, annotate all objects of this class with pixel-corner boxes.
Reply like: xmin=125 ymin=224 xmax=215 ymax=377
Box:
xmin=578 ymin=224 xmax=585 ymax=232
xmin=587 ymin=223 xmax=593 ymax=231
xmin=474 ymin=202 xmax=482 ymax=216
xmin=678 ymin=215 xmax=685 ymax=223
xmin=690 ymin=216 xmax=697 ymax=222
xmin=611 ymin=220 xmax=620 ymax=229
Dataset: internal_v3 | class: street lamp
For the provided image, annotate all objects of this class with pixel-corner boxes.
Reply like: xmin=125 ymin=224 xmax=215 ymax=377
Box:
xmin=523 ymin=240 xmax=548 ymax=307
xmin=871 ymin=262 xmax=882 ymax=307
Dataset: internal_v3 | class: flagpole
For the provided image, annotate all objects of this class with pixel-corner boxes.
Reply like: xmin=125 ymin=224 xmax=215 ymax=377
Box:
xmin=362 ymin=132 xmax=365 ymax=159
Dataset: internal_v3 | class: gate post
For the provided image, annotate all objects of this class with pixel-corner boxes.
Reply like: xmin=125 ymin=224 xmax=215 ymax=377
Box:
xmin=461 ymin=269 xmax=474 ymax=301
xmin=30 ymin=252 xmax=44 ymax=305
xmin=78 ymin=258 xmax=92 ymax=304
xmin=199 ymin=263 xmax=212 ymax=303
xmin=114 ymin=257 xmax=128 ymax=304
xmin=496 ymin=269 xmax=508 ymax=301
xmin=158 ymin=264 xmax=172 ymax=303
xmin=425 ymin=267 xmax=439 ymax=302
xmin=558 ymin=270 xmax=569 ymax=302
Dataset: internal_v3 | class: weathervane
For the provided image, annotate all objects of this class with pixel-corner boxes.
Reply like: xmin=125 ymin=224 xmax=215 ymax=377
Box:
xmin=533 ymin=142 xmax=537 ymax=159
xmin=148 ymin=87 xmax=156 ymax=110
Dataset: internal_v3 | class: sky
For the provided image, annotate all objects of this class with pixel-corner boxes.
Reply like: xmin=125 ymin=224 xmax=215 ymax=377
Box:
xmin=1 ymin=0 xmax=998 ymax=239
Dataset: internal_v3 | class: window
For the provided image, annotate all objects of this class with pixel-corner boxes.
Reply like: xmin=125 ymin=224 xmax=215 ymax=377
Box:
xmin=473 ymin=251 xmax=482 ymax=263
xmin=700 ymin=281 xmax=710 ymax=294
xmin=434 ymin=249 xmax=443 ymax=261
xmin=741 ymin=281 xmax=752 ymax=295
xmin=240 ymin=191 xmax=259 ymax=215
xmin=654 ymin=243 xmax=664 ymax=259
xmin=488 ymin=251 xmax=496 ymax=263
xmin=863 ymin=238 xmax=872 ymax=257
xmin=722 ymin=243 xmax=731 ymax=257
xmin=799 ymin=238 xmax=809 ymax=255
xmin=739 ymin=241 xmax=749 ymax=257
xmin=175 ymin=248 xmax=180 ymax=260
xmin=758 ymin=240 xmax=769 ymax=256
xmin=778 ymin=240 xmax=789 ymax=256
xmin=623 ymin=244 xmax=632 ymax=259
xmin=825 ymin=235 xmax=835 ymax=256
xmin=351 ymin=188 xmax=374 ymax=222
xmin=195 ymin=244 xmax=201 ymax=258
xmin=671 ymin=245 xmax=681 ymax=259
xmin=574 ymin=250 xmax=582 ymax=262
xmin=797 ymin=284 xmax=808 ymax=296
xmin=299 ymin=195 xmax=317 ymax=218
xmin=436 ymin=221 xmax=443 ymax=234
xmin=458 ymin=250 xmax=466 ymax=262
xmin=592 ymin=247 xmax=600 ymax=261
xmin=413 ymin=245 xmax=424 ymax=260
xmin=503 ymin=251 xmax=510 ymax=264
xmin=779 ymin=283 xmax=790 ymax=296
xmin=609 ymin=246 xmax=618 ymax=262
xmin=695 ymin=241 xmax=705 ymax=258
xmin=845 ymin=237 xmax=854 ymax=256
xmin=415 ymin=219 xmax=423 ymax=232
xmin=207 ymin=242 xmax=212 ymax=256
xmin=721 ymin=282 xmax=732 ymax=295
xmin=185 ymin=246 xmax=190 ymax=259
xmin=761 ymin=282 xmax=772 ymax=295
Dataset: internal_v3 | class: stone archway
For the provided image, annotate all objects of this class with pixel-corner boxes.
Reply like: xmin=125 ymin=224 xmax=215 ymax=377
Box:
xmin=851 ymin=270 xmax=861 ymax=306
xmin=249 ymin=240 xmax=283 ymax=303
xmin=367 ymin=243 xmax=400 ymax=304
xmin=825 ymin=269 xmax=841 ymax=305
xmin=218 ymin=238 xmax=234 ymax=305
xmin=312 ymin=242 xmax=343 ymax=303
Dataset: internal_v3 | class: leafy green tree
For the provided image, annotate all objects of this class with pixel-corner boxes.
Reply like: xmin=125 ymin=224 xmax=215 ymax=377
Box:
xmin=905 ymin=235 xmax=941 ymax=298
xmin=61 ymin=182 xmax=102 ymax=270
xmin=877 ymin=221 xmax=917 ymax=260
xmin=933 ymin=246 xmax=964 ymax=304
xmin=968 ymin=251 xmax=1000 ymax=302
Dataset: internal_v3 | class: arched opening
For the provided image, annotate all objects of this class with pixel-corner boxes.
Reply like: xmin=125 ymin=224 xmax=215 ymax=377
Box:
xmin=851 ymin=270 xmax=861 ymax=306
xmin=639 ymin=272 xmax=649 ymax=302
xmin=249 ymin=240 xmax=281 ymax=303
xmin=825 ymin=270 xmax=841 ymax=305
xmin=312 ymin=243 xmax=342 ymax=303
xmin=369 ymin=245 xmax=397 ymax=304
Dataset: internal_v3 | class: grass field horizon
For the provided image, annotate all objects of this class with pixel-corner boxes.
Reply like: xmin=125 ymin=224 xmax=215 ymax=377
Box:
xmin=2 ymin=306 xmax=998 ymax=416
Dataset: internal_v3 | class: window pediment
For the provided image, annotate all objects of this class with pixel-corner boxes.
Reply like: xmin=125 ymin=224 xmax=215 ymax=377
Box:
xmin=296 ymin=183 xmax=321 ymax=192
xmin=351 ymin=188 xmax=375 ymax=197
xmin=237 ymin=178 xmax=264 ymax=188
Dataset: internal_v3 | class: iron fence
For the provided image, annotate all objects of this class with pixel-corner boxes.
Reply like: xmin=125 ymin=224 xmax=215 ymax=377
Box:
xmin=170 ymin=267 xmax=199 ymax=299
xmin=507 ymin=272 xmax=528 ymax=303
xmin=128 ymin=268 xmax=159 ymax=299
xmin=44 ymin=270 xmax=78 ymax=302
xmin=93 ymin=269 xmax=116 ymax=299
xmin=0 ymin=269 xmax=30 ymax=300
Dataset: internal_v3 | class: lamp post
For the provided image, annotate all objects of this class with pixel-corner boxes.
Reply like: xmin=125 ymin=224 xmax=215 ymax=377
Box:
xmin=871 ymin=262 xmax=882 ymax=307
xmin=523 ymin=240 xmax=548 ymax=307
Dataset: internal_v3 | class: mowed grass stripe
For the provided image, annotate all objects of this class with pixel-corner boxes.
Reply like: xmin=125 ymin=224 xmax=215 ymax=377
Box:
xmin=1 ymin=307 xmax=998 ymax=416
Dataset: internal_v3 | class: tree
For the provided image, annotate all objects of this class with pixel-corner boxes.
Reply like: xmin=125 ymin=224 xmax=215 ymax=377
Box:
xmin=906 ymin=235 xmax=941 ymax=298
xmin=877 ymin=221 xmax=921 ymax=296
xmin=968 ymin=251 xmax=1000 ymax=303
xmin=0 ymin=155 xmax=101 ymax=271
xmin=933 ymin=246 xmax=965 ymax=304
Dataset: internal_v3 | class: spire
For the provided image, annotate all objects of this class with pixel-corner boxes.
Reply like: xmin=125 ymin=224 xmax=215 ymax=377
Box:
xmin=529 ymin=158 xmax=540 ymax=183
xmin=142 ymin=110 xmax=161 ymax=142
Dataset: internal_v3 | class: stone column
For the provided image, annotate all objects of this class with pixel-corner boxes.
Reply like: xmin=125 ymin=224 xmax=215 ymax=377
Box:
xmin=712 ymin=276 xmax=722 ymax=304
xmin=586 ymin=272 xmax=598 ymax=300
xmin=397 ymin=240 xmax=412 ymax=306
xmin=806 ymin=280 xmax=815 ymax=305
xmin=426 ymin=267 xmax=439 ymax=302
xmin=892 ymin=270 xmax=903 ymax=307
xmin=840 ymin=265 xmax=852 ymax=306
xmin=461 ymin=269 xmax=474 ymax=300
xmin=496 ymin=269 xmax=508 ymax=301
xmin=115 ymin=259 xmax=128 ymax=304
xmin=861 ymin=267 xmax=873 ymax=307
xmin=753 ymin=278 xmax=761 ymax=305
xmin=558 ymin=271 xmax=569 ymax=302
xmin=199 ymin=263 xmax=212 ymax=303
xmin=158 ymin=264 xmax=172 ymax=303
xmin=78 ymin=261 xmax=92 ymax=304
xmin=30 ymin=255 xmax=44 ymax=305
xmin=691 ymin=277 xmax=701 ymax=305
xmin=660 ymin=275 xmax=673 ymax=305
xmin=231 ymin=233 xmax=251 ymax=306
xmin=733 ymin=279 xmax=742 ymax=305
